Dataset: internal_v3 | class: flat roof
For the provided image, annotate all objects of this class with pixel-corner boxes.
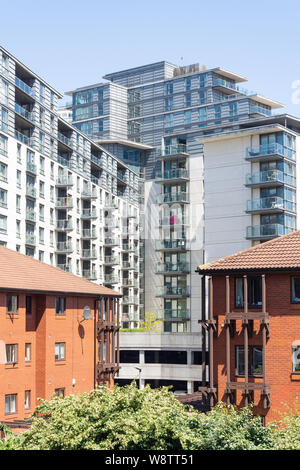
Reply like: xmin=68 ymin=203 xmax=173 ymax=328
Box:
xmin=97 ymin=139 xmax=153 ymax=150
xmin=211 ymin=67 xmax=248 ymax=83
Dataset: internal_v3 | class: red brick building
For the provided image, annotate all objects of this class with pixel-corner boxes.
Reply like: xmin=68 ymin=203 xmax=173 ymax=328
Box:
xmin=196 ymin=230 xmax=300 ymax=423
xmin=0 ymin=246 xmax=121 ymax=424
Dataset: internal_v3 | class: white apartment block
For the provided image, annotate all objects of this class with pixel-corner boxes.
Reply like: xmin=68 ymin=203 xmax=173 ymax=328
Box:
xmin=0 ymin=46 xmax=142 ymax=326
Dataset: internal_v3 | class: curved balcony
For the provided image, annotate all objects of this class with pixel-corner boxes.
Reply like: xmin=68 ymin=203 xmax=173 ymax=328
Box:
xmin=156 ymin=286 xmax=190 ymax=298
xmin=155 ymin=239 xmax=189 ymax=252
xmin=156 ymin=192 xmax=189 ymax=204
xmin=246 ymin=224 xmax=286 ymax=240
xmin=245 ymin=143 xmax=295 ymax=162
xmin=246 ymin=197 xmax=295 ymax=214
xmin=155 ymin=262 xmax=190 ymax=275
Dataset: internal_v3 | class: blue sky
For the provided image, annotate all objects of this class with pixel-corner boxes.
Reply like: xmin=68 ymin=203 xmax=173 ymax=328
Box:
xmin=1 ymin=0 xmax=300 ymax=114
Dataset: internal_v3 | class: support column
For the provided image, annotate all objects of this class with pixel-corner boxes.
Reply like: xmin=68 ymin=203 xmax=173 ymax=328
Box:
xmin=225 ymin=275 xmax=231 ymax=404
xmin=209 ymin=276 xmax=214 ymax=407
xmin=243 ymin=275 xmax=249 ymax=406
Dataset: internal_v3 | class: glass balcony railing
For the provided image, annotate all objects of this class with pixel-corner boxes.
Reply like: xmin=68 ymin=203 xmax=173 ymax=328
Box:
xmin=249 ymin=105 xmax=272 ymax=116
xmin=81 ymin=208 xmax=97 ymax=218
xmin=26 ymin=210 xmax=36 ymax=222
xmin=58 ymin=131 xmax=72 ymax=147
xmin=55 ymin=219 xmax=73 ymax=231
xmin=245 ymin=169 xmax=284 ymax=186
xmin=104 ymin=237 xmax=119 ymax=246
xmin=155 ymin=262 xmax=190 ymax=274
xmin=246 ymin=224 xmax=285 ymax=239
xmin=82 ymin=187 xmax=97 ymax=198
xmin=104 ymin=256 xmax=119 ymax=265
xmin=105 ymin=218 xmax=119 ymax=228
xmin=212 ymin=78 xmax=237 ymax=91
xmin=81 ymin=228 xmax=97 ymax=239
xmin=156 ymin=286 xmax=190 ymax=297
xmin=55 ymin=197 xmax=73 ymax=208
xmin=122 ymin=278 xmax=139 ymax=287
xmin=56 ymin=241 xmax=73 ymax=252
xmin=15 ymin=129 xmax=32 ymax=147
xmin=164 ymin=309 xmax=190 ymax=320
xmin=56 ymin=175 xmax=73 ymax=186
xmin=159 ymin=215 xmax=189 ymax=226
xmin=83 ymin=269 xmax=97 ymax=280
xmin=26 ymin=185 xmax=36 ymax=198
xmin=156 ymin=144 xmax=188 ymax=157
xmin=15 ymin=104 xmax=34 ymax=123
xmin=15 ymin=77 xmax=35 ymax=97
xmin=245 ymin=143 xmax=295 ymax=161
xmin=156 ymin=192 xmax=189 ymax=204
xmin=246 ymin=196 xmax=295 ymax=213
xmin=25 ymin=234 xmax=36 ymax=245
xmin=122 ymin=296 xmax=139 ymax=305
xmin=155 ymin=239 xmax=189 ymax=251
xmin=26 ymin=161 xmax=37 ymax=175
xmin=104 ymin=274 xmax=119 ymax=284
xmin=81 ymin=248 xmax=97 ymax=259
xmin=57 ymin=155 xmax=72 ymax=168
xmin=57 ymin=264 xmax=72 ymax=273
xmin=156 ymin=169 xmax=189 ymax=181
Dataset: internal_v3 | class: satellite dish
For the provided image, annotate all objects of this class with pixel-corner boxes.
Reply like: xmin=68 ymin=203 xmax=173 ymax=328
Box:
xmin=83 ymin=306 xmax=91 ymax=320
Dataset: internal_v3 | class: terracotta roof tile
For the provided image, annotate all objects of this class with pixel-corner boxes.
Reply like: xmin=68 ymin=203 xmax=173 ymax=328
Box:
xmin=0 ymin=246 xmax=121 ymax=297
xmin=197 ymin=230 xmax=300 ymax=273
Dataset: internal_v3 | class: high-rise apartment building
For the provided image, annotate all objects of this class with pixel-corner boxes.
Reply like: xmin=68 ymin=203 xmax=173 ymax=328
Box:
xmin=0 ymin=46 xmax=142 ymax=328
xmin=66 ymin=60 xmax=300 ymax=394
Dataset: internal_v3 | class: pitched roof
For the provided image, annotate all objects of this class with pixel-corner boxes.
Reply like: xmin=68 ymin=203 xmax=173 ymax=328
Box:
xmin=197 ymin=230 xmax=300 ymax=273
xmin=0 ymin=246 xmax=121 ymax=297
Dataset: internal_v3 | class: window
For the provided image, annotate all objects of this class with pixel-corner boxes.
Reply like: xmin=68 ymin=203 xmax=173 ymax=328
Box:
xmin=6 ymin=344 xmax=18 ymax=364
xmin=6 ymin=294 xmax=18 ymax=314
xmin=24 ymin=390 xmax=31 ymax=410
xmin=199 ymin=73 xmax=207 ymax=88
xmin=16 ymin=194 xmax=21 ymax=213
xmin=26 ymin=296 xmax=32 ymax=315
xmin=164 ymin=97 xmax=173 ymax=111
xmin=39 ymin=227 xmax=44 ymax=244
xmin=25 ymin=343 xmax=31 ymax=362
xmin=39 ymin=181 xmax=45 ymax=198
xmin=55 ymin=297 xmax=66 ymax=315
xmin=39 ymin=204 xmax=44 ymax=221
xmin=0 ymin=133 xmax=8 ymax=156
xmin=164 ymin=82 xmax=173 ymax=95
xmin=0 ymin=161 xmax=7 ymax=182
xmin=39 ymin=250 xmax=44 ymax=262
xmin=0 ymin=187 xmax=7 ymax=208
xmin=55 ymin=388 xmax=65 ymax=397
xmin=185 ymin=93 xmax=191 ymax=107
xmin=5 ymin=394 xmax=17 ymax=415
xmin=119 ymin=350 xmax=140 ymax=363
xmin=16 ymin=220 xmax=20 ymax=238
xmin=291 ymin=277 xmax=300 ymax=303
xmin=145 ymin=350 xmax=187 ymax=364
xmin=199 ymin=90 xmax=207 ymax=105
xmin=184 ymin=110 xmax=191 ymax=126
xmin=236 ymin=346 xmax=263 ymax=376
xmin=55 ymin=342 xmax=65 ymax=361
xmin=198 ymin=107 xmax=207 ymax=126
xmin=164 ymin=114 xmax=173 ymax=129
xmin=185 ymin=77 xmax=191 ymax=91
xmin=235 ymin=277 xmax=262 ymax=308
xmin=292 ymin=345 xmax=300 ymax=372
xmin=40 ymin=156 xmax=45 ymax=175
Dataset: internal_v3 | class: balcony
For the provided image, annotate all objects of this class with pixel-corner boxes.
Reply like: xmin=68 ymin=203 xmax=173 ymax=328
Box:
xmin=15 ymin=77 xmax=35 ymax=97
xmin=122 ymin=261 xmax=138 ymax=270
xmin=246 ymin=170 xmax=295 ymax=188
xmin=155 ymin=239 xmax=189 ymax=251
xmin=81 ymin=187 xmax=97 ymax=199
xmin=105 ymin=218 xmax=120 ymax=229
xmin=155 ymin=262 xmax=190 ymax=275
xmin=55 ymin=219 xmax=73 ymax=231
xmin=83 ymin=269 xmax=97 ymax=280
xmin=26 ymin=185 xmax=36 ymax=199
xmin=246 ymin=224 xmax=286 ymax=240
xmin=57 ymin=155 xmax=72 ymax=169
xmin=122 ymin=296 xmax=139 ymax=305
xmin=246 ymin=196 xmax=295 ymax=214
xmin=163 ymin=309 xmax=190 ymax=320
xmin=122 ymin=278 xmax=139 ymax=288
xmin=104 ymin=274 xmax=119 ymax=284
xmin=156 ymin=192 xmax=189 ymax=204
xmin=15 ymin=104 xmax=34 ymax=123
xmin=245 ymin=169 xmax=285 ymax=188
xmin=57 ymin=264 xmax=72 ymax=273
xmin=91 ymin=154 xmax=106 ymax=169
xmin=25 ymin=210 xmax=36 ymax=222
xmin=245 ymin=143 xmax=295 ymax=162
xmin=26 ymin=161 xmax=37 ymax=175
xmin=121 ymin=244 xmax=135 ymax=252
xmin=158 ymin=215 xmax=189 ymax=227
xmin=156 ymin=144 xmax=188 ymax=160
xmin=156 ymin=286 xmax=190 ymax=298
xmin=25 ymin=234 xmax=36 ymax=246
xmin=104 ymin=237 xmax=119 ymax=246
xmin=55 ymin=197 xmax=73 ymax=209
xmin=56 ymin=241 xmax=73 ymax=253
xmin=56 ymin=175 xmax=73 ymax=187
xmin=105 ymin=199 xmax=119 ymax=210
xmin=212 ymin=78 xmax=238 ymax=94
xmin=81 ymin=208 xmax=97 ymax=219
xmin=155 ymin=168 xmax=189 ymax=184
xmin=81 ymin=248 xmax=97 ymax=259
xmin=15 ymin=130 xmax=32 ymax=147
xmin=81 ymin=228 xmax=97 ymax=239
xmin=104 ymin=256 xmax=119 ymax=265
xmin=58 ymin=131 xmax=72 ymax=148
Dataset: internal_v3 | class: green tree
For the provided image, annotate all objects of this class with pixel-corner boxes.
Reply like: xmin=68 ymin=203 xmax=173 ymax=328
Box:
xmin=4 ymin=384 xmax=276 ymax=450
xmin=138 ymin=311 xmax=163 ymax=332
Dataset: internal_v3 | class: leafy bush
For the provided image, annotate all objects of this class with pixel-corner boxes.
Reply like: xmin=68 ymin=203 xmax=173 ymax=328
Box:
xmin=3 ymin=384 xmax=277 ymax=450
